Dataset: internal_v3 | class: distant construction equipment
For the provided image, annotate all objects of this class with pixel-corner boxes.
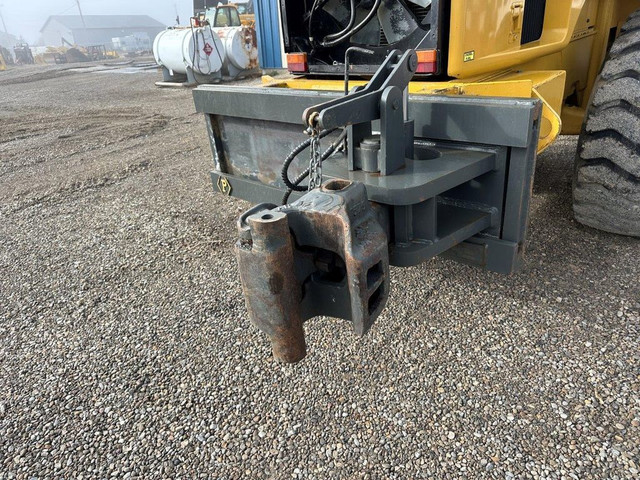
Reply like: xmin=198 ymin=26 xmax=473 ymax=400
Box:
xmin=112 ymin=33 xmax=152 ymax=56
xmin=13 ymin=43 xmax=34 ymax=65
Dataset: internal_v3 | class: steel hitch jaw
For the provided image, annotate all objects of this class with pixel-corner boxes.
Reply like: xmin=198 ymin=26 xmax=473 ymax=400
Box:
xmin=235 ymin=180 xmax=390 ymax=363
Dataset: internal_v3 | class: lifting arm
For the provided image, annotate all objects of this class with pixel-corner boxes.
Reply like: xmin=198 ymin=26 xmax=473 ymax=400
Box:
xmin=303 ymin=49 xmax=418 ymax=176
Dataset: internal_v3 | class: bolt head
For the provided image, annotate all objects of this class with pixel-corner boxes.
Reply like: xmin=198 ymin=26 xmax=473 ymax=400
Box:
xmin=408 ymin=52 xmax=418 ymax=72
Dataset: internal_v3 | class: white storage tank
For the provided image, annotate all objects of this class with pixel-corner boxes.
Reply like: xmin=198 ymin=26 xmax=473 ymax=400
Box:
xmin=153 ymin=27 xmax=224 ymax=84
xmin=214 ymin=26 xmax=259 ymax=79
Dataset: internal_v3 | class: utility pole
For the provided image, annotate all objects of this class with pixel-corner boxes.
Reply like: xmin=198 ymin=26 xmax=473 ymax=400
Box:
xmin=0 ymin=4 xmax=9 ymax=34
xmin=75 ymin=0 xmax=86 ymax=28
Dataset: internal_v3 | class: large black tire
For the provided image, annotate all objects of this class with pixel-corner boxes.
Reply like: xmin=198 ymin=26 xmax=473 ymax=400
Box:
xmin=573 ymin=9 xmax=640 ymax=236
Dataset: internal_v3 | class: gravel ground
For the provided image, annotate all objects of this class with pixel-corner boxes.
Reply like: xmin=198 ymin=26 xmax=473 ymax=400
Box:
xmin=0 ymin=62 xmax=639 ymax=479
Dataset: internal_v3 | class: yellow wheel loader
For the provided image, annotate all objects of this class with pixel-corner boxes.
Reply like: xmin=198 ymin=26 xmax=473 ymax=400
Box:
xmin=0 ymin=45 xmax=12 ymax=70
xmin=192 ymin=0 xmax=640 ymax=361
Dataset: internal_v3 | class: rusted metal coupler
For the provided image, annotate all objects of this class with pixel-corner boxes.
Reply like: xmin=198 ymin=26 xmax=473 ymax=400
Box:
xmin=235 ymin=180 xmax=389 ymax=362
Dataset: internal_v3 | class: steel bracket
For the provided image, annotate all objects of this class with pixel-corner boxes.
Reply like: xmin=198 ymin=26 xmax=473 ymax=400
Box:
xmin=303 ymin=49 xmax=417 ymax=175
xmin=235 ymin=180 xmax=389 ymax=362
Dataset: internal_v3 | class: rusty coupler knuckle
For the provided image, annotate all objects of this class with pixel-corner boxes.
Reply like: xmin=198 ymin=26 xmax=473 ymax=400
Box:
xmin=235 ymin=180 xmax=390 ymax=363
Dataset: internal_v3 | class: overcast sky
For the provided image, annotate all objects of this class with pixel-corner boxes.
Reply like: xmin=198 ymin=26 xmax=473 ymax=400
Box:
xmin=0 ymin=0 xmax=194 ymax=43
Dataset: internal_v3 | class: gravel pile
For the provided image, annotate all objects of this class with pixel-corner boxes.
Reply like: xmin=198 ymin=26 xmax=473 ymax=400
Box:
xmin=1 ymin=63 xmax=638 ymax=479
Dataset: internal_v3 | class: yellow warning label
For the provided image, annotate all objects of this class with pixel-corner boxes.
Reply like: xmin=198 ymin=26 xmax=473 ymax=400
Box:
xmin=463 ymin=50 xmax=475 ymax=62
xmin=217 ymin=176 xmax=232 ymax=195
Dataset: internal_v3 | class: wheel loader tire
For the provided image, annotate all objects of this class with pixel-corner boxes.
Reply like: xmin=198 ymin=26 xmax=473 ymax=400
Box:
xmin=573 ymin=9 xmax=640 ymax=237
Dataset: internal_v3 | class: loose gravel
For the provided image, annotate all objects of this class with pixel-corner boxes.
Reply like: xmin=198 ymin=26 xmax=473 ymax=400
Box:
xmin=0 ymin=63 xmax=639 ymax=479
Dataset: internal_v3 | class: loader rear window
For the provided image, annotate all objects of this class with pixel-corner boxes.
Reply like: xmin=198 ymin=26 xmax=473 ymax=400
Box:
xmin=205 ymin=7 xmax=242 ymax=27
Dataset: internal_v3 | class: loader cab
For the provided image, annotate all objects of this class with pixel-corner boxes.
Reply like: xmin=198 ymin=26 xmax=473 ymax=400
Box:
xmin=204 ymin=5 xmax=242 ymax=27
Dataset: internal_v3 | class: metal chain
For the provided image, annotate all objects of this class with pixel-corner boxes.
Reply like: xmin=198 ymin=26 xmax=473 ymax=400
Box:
xmin=307 ymin=126 xmax=322 ymax=190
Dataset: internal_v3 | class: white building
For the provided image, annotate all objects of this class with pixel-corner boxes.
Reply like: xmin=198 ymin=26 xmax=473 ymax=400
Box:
xmin=39 ymin=15 xmax=165 ymax=48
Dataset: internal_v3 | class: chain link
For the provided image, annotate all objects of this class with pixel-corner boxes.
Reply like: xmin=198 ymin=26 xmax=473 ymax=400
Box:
xmin=307 ymin=126 xmax=322 ymax=190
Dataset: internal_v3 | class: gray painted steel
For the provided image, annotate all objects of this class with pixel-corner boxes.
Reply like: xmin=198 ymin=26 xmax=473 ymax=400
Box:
xmin=194 ymin=84 xmax=541 ymax=275
xmin=193 ymin=87 xmax=540 ymax=148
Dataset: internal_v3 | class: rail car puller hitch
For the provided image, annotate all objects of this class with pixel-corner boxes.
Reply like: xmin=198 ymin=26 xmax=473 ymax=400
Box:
xmin=236 ymin=50 xmax=418 ymax=362
xmin=195 ymin=49 xmax=542 ymax=363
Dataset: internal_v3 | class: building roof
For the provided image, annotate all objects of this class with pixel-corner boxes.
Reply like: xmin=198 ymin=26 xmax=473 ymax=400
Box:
xmin=40 ymin=15 xmax=166 ymax=33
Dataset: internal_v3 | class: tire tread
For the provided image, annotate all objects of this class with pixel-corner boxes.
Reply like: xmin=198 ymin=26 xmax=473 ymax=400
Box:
xmin=573 ymin=9 xmax=640 ymax=236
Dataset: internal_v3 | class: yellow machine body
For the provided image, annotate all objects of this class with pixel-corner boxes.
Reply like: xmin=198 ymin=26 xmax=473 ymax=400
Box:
xmin=274 ymin=0 xmax=640 ymax=152
xmin=448 ymin=0 xmax=640 ymax=135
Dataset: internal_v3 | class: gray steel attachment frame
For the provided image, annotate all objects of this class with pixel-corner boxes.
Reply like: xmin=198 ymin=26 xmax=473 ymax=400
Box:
xmin=194 ymin=86 xmax=542 ymax=275
xmin=192 ymin=58 xmax=542 ymax=362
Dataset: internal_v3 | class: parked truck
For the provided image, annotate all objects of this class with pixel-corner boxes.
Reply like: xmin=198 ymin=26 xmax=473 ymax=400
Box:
xmin=192 ymin=0 xmax=640 ymax=362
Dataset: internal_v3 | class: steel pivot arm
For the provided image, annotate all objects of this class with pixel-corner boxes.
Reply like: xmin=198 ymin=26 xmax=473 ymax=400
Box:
xmin=303 ymin=49 xmax=418 ymax=176
xmin=302 ymin=49 xmax=418 ymax=130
